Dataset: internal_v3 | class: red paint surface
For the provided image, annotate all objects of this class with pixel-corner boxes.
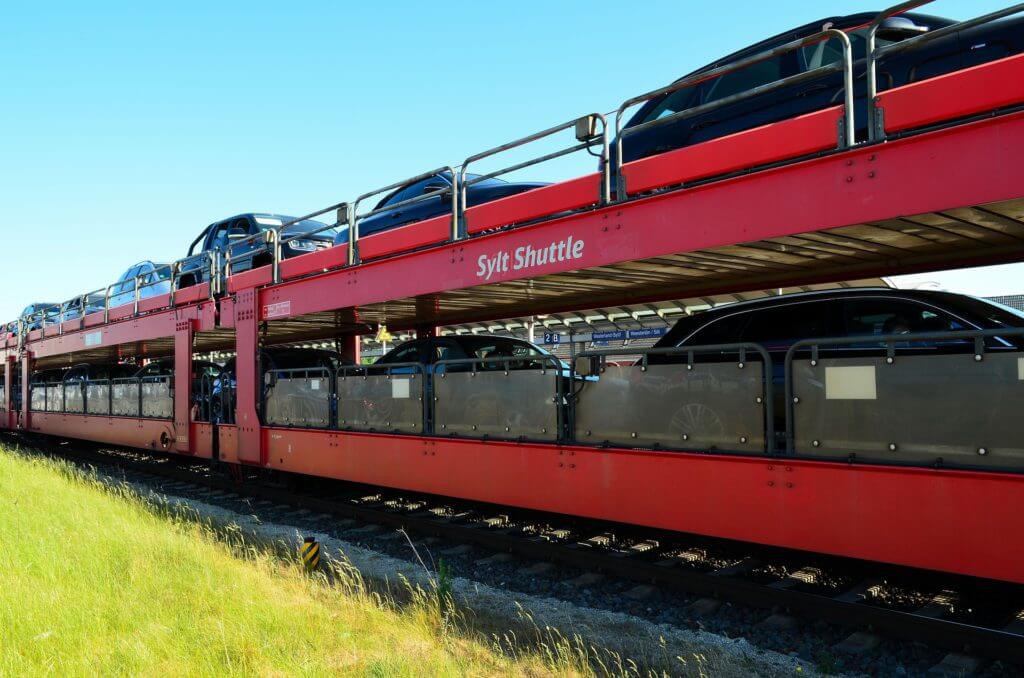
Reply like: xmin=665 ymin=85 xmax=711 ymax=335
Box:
xmin=880 ymin=53 xmax=1024 ymax=133
xmin=465 ymin=174 xmax=603 ymax=235
xmin=621 ymin=106 xmax=843 ymax=194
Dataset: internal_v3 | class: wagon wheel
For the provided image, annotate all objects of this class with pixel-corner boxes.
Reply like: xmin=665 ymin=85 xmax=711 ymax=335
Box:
xmin=669 ymin=403 xmax=726 ymax=446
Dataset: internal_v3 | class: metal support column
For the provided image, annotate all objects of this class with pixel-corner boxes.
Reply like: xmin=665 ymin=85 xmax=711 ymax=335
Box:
xmin=174 ymin=318 xmax=195 ymax=454
xmin=234 ymin=289 xmax=263 ymax=465
xmin=20 ymin=352 xmax=32 ymax=431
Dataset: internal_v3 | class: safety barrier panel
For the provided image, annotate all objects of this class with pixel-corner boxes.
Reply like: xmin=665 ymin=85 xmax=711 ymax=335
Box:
xmin=432 ymin=356 xmax=564 ymax=441
xmin=264 ymin=368 xmax=332 ymax=429
xmin=140 ymin=377 xmax=173 ymax=419
xmin=112 ymin=379 xmax=141 ymax=417
xmin=574 ymin=344 xmax=773 ymax=453
xmin=86 ymin=381 xmax=111 ymax=416
xmin=337 ymin=364 xmax=425 ymax=434
xmin=787 ymin=328 xmax=1024 ymax=469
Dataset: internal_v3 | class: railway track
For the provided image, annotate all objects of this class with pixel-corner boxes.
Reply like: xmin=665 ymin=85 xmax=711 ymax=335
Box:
xmin=11 ymin=432 xmax=1024 ymax=673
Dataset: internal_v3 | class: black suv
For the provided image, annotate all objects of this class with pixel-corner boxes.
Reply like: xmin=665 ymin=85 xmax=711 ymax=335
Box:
xmin=619 ymin=10 xmax=1024 ymax=164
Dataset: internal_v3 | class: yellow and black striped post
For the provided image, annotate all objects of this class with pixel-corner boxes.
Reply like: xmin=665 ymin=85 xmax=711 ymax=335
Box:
xmin=300 ymin=537 xmax=321 ymax=572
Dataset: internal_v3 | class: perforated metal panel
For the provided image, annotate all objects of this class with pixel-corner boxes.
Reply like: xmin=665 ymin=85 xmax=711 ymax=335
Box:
xmin=112 ymin=381 xmax=140 ymax=417
xmin=141 ymin=379 xmax=173 ymax=419
xmin=265 ymin=376 xmax=331 ymax=428
xmin=792 ymin=352 xmax=1024 ymax=468
xmin=0 ymin=384 xmax=4 ymax=411
xmin=337 ymin=373 xmax=423 ymax=433
xmin=434 ymin=369 xmax=559 ymax=441
xmin=86 ymin=383 xmax=110 ymax=415
xmin=575 ymin=362 xmax=766 ymax=452
xmin=64 ymin=384 xmax=85 ymax=413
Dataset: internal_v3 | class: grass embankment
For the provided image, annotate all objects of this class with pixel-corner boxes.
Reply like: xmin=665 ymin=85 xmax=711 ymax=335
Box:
xmin=0 ymin=445 xmax=605 ymax=676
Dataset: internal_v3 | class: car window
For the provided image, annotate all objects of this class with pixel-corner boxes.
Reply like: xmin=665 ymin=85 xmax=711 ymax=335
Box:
xmin=843 ymin=298 xmax=965 ymax=337
xmin=685 ymin=312 xmax=751 ymax=346
xmin=740 ymin=300 xmax=838 ymax=348
xmin=384 ymin=177 xmax=447 ymax=209
xmin=383 ymin=343 xmax=422 ymax=364
xmin=702 ymin=51 xmax=796 ymax=104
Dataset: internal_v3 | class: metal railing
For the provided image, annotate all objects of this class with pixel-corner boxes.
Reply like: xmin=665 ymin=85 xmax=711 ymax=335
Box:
xmin=347 ymin=166 xmax=460 ymax=265
xmin=273 ymin=202 xmax=350 ymax=282
xmin=866 ymin=1 xmax=1024 ymax=139
xmin=614 ymin=28 xmax=854 ymax=195
xmin=459 ymin=113 xmax=610 ymax=231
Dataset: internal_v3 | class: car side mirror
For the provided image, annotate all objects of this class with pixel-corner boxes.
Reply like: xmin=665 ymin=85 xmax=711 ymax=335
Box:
xmin=877 ymin=16 xmax=929 ymax=41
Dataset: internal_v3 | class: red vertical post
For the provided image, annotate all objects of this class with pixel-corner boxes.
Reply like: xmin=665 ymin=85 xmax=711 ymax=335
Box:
xmin=337 ymin=334 xmax=361 ymax=364
xmin=2 ymin=356 xmax=12 ymax=429
xmin=235 ymin=290 xmax=262 ymax=464
xmin=174 ymin=318 xmax=195 ymax=454
xmin=20 ymin=352 xmax=31 ymax=431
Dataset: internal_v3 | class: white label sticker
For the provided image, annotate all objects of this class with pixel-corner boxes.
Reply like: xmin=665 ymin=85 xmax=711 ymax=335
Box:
xmin=84 ymin=331 xmax=102 ymax=347
xmin=263 ymin=301 xmax=291 ymax=319
xmin=309 ymin=379 xmax=320 ymax=390
xmin=391 ymin=378 xmax=410 ymax=399
xmin=825 ymin=365 xmax=877 ymax=400
xmin=1018 ymin=357 xmax=1024 ymax=381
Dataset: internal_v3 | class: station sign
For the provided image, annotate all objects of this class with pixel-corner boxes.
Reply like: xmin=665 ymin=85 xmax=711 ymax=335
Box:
xmin=541 ymin=327 xmax=668 ymax=345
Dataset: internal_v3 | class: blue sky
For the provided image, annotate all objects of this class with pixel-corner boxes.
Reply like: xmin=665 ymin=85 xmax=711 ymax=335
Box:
xmin=0 ymin=0 xmax=1018 ymax=321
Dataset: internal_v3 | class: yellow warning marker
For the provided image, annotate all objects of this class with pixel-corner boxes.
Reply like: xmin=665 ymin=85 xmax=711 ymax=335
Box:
xmin=300 ymin=537 xmax=321 ymax=572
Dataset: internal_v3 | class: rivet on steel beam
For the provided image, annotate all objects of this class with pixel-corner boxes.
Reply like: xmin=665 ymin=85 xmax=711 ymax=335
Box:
xmin=505 ymin=426 xmax=510 ymax=432
xmin=585 ymin=430 xmax=592 ymax=436
xmin=756 ymin=396 xmax=763 ymax=404
xmin=640 ymin=366 xmax=647 ymax=372
xmin=810 ymin=360 xmax=817 ymax=367
xmin=682 ymin=434 xmax=689 ymax=441
xmin=686 ymin=364 xmax=693 ymax=371
xmin=793 ymin=397 xmax=800 ymax=404
xmin=630 ymin=432 xmax=637 ymax=438
xmin=812 ymin=440 xmax=820 ymax=447
xmin=740 ymin=436 xmax=748 ymax=444
xmin=974 ymin=354 xmax=983 ymax=362
xmin=885 ymin=357 xmax=894 ymax=364
xmin=889 ymin=443 xmax=897 ymax=451
xmin=978 ymin=447 xmax=988 ymax=456
xmin=738 ymin=362 xmax=744 ymax=369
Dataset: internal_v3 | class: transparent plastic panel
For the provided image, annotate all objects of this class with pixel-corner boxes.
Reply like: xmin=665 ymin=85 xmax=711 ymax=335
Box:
xmin=45 ymin=385 xmax=63 ymax=412
xmin=64 ymin=384 xmax=85 ymax=413
xmin=792 ymin=352 xmax=1024 ymax=468
xmin=264 ymin=376 xmax=331 ymax=428
xmin=0 ymin=384 xmax=5 ymax=411
xmin=112 ymin=381 xmax=140 ymax=417
xmin=575 ymin=362 xmax=766 ymax=452
xmin=337 ymin=373 xmax=423 ymax=433
xmin=141 ymin=379 xmax=173 ymax=419
xmin=434 ymin=369 xmax=559 ymax=441
xmin=86 ymin=383 xmax=110 ymax=415
xmin=30 ymin=387 xmax=46 ymax=412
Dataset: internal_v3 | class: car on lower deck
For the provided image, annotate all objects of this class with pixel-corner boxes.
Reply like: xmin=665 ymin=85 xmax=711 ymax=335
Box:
xmin=335 ymin=172 xmax=548 ymax=246
xmin=375 ymin=334 xmax=561 ymax=373
xmin=617 ymin=9 xmax=1024 ymax=166
xmin=639 ymin=288 xmax=1024 ymax=447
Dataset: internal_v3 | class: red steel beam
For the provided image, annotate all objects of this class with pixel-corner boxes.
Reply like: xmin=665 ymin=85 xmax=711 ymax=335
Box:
xmin=258 ymin=111 xmax=1024 ymax=323
xmin=263 ymin=428 xmax=1024 ymax=584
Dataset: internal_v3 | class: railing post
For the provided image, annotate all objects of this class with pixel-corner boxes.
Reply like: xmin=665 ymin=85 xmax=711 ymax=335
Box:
xmin=346 ymin=203 xmax=357 ymax=266
xmin=133 ymin=275 xmax=141 ymax=316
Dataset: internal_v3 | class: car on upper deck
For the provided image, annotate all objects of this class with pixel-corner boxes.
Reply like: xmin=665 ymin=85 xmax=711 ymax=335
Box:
xmin=108 ymin=261 xmax=172 ymax=310
xmin=19 ymin=302 xmax=59 ymax=332
xmin=179 ymin=213 xmax=336 ymax=287
xmin=334 ymin=172 xmax=548 ymax=246
xmin=617 ymin=9 xmax=1024 ymax=166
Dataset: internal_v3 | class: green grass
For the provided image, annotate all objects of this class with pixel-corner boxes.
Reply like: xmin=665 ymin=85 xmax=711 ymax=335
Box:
xmin=0 ymin=445 xmax=617 ymax=677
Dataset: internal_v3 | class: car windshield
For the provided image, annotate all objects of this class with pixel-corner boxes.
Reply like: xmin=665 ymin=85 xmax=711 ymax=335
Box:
xmin=953 ymin=295 xmax=1024 ymax=328
xmin=458 ymin=337 xmax=550 ymax=359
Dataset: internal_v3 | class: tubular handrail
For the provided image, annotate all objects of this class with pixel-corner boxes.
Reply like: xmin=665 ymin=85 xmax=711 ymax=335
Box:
xmin=783 ymin=326 xmax=1024 ymax=454
xmin=272 ymin=201 xmax=350 ymax=282
xmin=348 ymin=166 xmax=459 ymax=265
xmin=576 ymin=342 xmax=776 ymax=454
xmin=224 ymin=228 xmax=278 ymax=278
xmin=614 ymin=28 xmax=855 ymax=193
xmin=458 ymin=114 xmax=611 ymax=231
xmin=866 ymin=1 xmax=1024 ymax=139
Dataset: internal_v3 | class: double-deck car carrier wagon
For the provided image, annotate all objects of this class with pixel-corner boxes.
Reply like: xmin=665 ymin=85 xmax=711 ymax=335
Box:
xmin=3 ymin=2 xmax=1024 ymax=584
